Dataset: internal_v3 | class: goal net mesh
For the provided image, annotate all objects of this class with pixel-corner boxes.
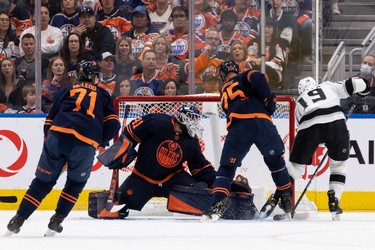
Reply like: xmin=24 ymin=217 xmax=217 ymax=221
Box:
xmin=115 ymin=95 xmax=317 ymax=217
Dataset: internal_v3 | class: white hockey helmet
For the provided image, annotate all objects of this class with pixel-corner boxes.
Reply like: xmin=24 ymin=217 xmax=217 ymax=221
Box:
xmin=298 ymin=77 xmax=318 ymax=94
xmin=176 ymin=105 xmax=203 ymax=138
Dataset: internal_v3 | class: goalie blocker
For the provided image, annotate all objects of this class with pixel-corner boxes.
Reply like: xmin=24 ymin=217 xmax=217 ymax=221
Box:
xmin=168 ymin=180 xmax=259 ymax=220
xmin=97 ymin=134 xmax=137 ymax=169
xmin=90 ymin=135 xmax=137 ymax=219
xmin=88 ymin=191 xmax=128 ymax=219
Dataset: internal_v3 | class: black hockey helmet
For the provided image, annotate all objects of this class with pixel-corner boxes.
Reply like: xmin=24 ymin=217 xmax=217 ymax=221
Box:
xmin=78 ymin=60 xmax=100 ymax=82
xmin=176 ymin=105 xmax=203 ymax=138
xmin=219 ymin=60 xmax=239 ymax=81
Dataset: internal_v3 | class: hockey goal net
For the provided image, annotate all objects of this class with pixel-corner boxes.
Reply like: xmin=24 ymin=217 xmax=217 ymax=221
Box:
xmin=114 ymin=95 xmax=317 ymax=217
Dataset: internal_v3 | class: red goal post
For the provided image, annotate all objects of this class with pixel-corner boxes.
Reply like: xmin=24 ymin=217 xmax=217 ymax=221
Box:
xmin=113 ymin=95 xmax=316 ymax=216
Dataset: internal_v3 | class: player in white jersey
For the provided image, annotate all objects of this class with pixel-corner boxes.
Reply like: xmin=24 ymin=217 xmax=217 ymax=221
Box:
xmin=287 ymin=76 xmax=370 ymax=220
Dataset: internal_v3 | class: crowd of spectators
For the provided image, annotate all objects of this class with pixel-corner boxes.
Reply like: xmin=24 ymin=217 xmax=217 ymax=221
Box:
xmin=0 ymin=0 xmax=319 ymax=114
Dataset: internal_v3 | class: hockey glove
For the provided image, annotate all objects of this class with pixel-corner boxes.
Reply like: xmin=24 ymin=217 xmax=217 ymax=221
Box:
xmin=357 ymin=78 xmax=370 ymax=97
xmin=231 ymin=175 xmax=252 ymax=193
xmin=97 ymin=134 xmax=137 ymax=169
xmin=264 ymin=93 xmax=277 ymax=115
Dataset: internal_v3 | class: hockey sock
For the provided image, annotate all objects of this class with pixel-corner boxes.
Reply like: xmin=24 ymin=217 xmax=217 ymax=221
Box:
xmin=18 ymin=178 xmax=56 ymax=220
xmin=55 ymin=178 xmax=86 ymax=218
xmin=271 ymin=167 xmax=292 ymax=194
xmin=212 ymin=176 xmax=231 ymax=205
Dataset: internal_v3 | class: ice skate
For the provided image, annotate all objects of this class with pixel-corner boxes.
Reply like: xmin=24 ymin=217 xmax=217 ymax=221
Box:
xmin=273 ymin=193 xmax=293 ymax=221
xmin=327 ymin=190 xmax=342 ymax=221
xmin=4 ymin=214 xmax=25 ymax=236
xmin=44 ymin=213 xmax=64 ymax=237
xmin=201 ymin=196 xmax=231 ymax=222
xmin=259 ymin=193 xmax=279 ymax=220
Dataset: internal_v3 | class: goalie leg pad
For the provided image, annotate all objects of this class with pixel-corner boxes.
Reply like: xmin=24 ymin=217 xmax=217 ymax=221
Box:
xmin=167 ymin=185 xmax=213 ymax=215
xmin=97 ymin=134 xmax=137 ymax=169
xmin=167 ymin=185 xmax=258 ymax=220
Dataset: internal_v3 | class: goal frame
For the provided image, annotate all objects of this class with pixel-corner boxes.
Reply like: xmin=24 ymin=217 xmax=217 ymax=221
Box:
xmin=113 ymin=95 xmax=298 ymax=215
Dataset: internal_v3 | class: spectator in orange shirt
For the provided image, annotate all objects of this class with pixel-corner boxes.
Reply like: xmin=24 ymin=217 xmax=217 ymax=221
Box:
xmin=0 ymin=0 xmax=32 ymax=38
xmin=151 ymin=34 xmax=186 ymax=85
xmin=193 ymin=0 xmax=218 ymax=41
xmin=193 ymin=28 xmax=222 ymax=86
xmin=97 ymin=0 xmax=132 ymax=41
xmin=168 ymin=6 xmax=204 ymax=61
xmin=121 ymin=5 xmax=159 ymax=59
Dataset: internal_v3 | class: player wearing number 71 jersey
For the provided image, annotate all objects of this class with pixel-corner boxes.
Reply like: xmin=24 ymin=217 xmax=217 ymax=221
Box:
xmin=287 ymin=76 xmax=370 ymax=220
xmin=6 ymin=61 xmax=121 ymax=237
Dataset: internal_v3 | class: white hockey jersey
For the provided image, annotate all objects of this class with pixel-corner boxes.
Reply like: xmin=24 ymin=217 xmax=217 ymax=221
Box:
xmin=296 ymin=77 xmax=367 ymax=131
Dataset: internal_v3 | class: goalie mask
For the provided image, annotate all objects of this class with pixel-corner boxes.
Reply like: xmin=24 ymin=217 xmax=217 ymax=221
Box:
xmin=78 ymin=60 xmax=100 ymax=82
xmin=298 ymin=77 xmax=318 ymax=95
xmin=219 ymin=60 xmax=239 ymax=82
xmin=176 ymin=105 xmax=203 ymax=138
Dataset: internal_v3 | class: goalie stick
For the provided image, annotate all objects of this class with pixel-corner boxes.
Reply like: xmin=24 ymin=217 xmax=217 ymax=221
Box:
xmin=0 ymin=196 xmax=18 ymax=203
xmin=282 ymin=95 xmax=361 ymax=220
xmin=104 ymin=104 xmax=130 ymax=213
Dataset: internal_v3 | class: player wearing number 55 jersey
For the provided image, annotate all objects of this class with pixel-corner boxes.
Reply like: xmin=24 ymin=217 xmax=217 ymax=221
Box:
xmin=6 ymin=61 xmax=121 ymax=237
xmin=287 ymin=77 xmax=370 ymax=220
xmin=203 ymin=61 xmax=293 ymax=221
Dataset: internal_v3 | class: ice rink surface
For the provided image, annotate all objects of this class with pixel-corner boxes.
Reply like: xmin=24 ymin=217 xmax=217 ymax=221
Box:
xmin=1 ymin=210 xmax=375 ymax=250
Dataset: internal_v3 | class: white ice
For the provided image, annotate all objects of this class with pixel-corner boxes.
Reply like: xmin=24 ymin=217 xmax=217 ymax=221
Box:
xmin=1 ymin=210 xmax=375 ymax=250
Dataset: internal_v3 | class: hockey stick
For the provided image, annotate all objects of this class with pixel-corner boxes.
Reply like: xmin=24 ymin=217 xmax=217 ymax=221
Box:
xmin=0 ymin=196 xmax=18 ymax=203
xmin=291 ymin=95 xmax=360 ymax=218
xmin=105 ymin=104 xmax=130 ymax=213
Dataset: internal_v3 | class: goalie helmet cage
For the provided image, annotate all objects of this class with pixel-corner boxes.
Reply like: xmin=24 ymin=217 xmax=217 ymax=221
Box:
xmin=114 ymin=95 xmax=317 ymax=217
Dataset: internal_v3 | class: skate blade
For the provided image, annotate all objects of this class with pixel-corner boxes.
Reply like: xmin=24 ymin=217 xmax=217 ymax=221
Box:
xmin=3 ymin=230 xmax=15 ymax=237
xmin=331 ymin=212 xmax=341 ymax=221
xmin=200 ymin=214 xmax=220 ymax=222
xmin=44 ymin=229 xmax=57 ymax=237
xmin=273 ymin=212 xmax=310 ymax=221
xmin=259 ymin=205 xmax=273 ymax=220
xmin=273 ymin=213 xmax=292 ymax=221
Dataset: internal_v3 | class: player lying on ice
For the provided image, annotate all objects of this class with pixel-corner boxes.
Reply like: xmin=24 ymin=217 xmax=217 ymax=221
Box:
xmin=96 ymin=105 xmax=259 ymax=220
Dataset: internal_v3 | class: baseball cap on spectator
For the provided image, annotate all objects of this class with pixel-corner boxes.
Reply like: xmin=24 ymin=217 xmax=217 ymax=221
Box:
xmin=220 ymin=10 xmax=238 ymax=23
xmin=202 ymin=66 xmax=219 ymax=81
xmin=101 ymin=52 xmax=116 ymax=61
xmin=132 ymin=5 xmax=148 ymax=16
xmin=78 ymin=6 xmax=95 ymax=17
xmin=0 ymin=0 xmax=10 ymax=12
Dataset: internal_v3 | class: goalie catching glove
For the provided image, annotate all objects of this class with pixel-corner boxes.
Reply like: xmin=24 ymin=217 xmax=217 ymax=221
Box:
xmin=97 ymin=134 xmax=137 ymax=169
